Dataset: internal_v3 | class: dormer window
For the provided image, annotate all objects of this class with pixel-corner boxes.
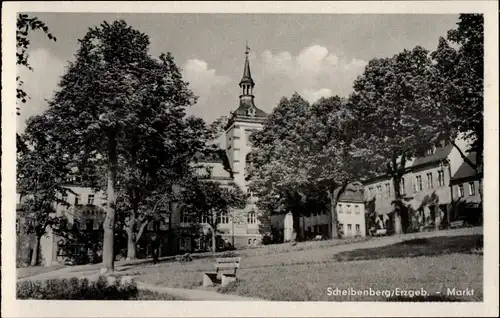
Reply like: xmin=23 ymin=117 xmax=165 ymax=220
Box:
xmin=425 ymin=147 xmax=434 ymax=156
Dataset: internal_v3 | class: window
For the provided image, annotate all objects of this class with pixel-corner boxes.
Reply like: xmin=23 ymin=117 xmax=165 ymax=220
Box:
xmin=368 ymin=187 xmax=373 ymax=197
xmin=253 ymin=239 xmax=257 ymax=246
xmin=181 ymin=212 xmax=190 ymax=224
xmin=85 ymin=219 xmax=93 ymax=231
xmin=416 ymin=176 xmax=423 ymax=191
xmin=355 ymin=224 xmax=361 ymax=234
xmin=469 ymin=182 xmax=476 ymax=196
xmin=400 ymin=178 xmax=406 ymax=195
xmin=425 ymin=148 xmax=434 ymax=156
xmin=74 ymin=195 xmax=81 ymax=206
xmin=346 ymin=205 xmax=351 ymax=214
xmin=180 ymin=237 xmax=187 ymax=250
xmin=458 ymin=184 xmax=464 ymax=198
xmin=338 ymin=223 xmax=344 ymax=234
xmin=426 ymin=172 xmax=433 ymax=189
xmin=248 ymin=238 xmax=252 ymax=245
xmin=347 ymin=224 xmax=352 ymax=234
xmin=338 ymin=204 xmax=343 ymax=213
xmin=88 ymin=194 xmax=95 ymax=206
xmin=220 ymin=212 xmax=229 ymax=224
xmin=385 ymin=183 xmax=391 ymax=197
xmin=437 ymin=170 xmax=445 ymax=187
xmin=247 ymin=211 xmax=257 ymax=224
xmin=201 ymin=214 xmax=212 ymax=224
xmin=376 ymin=185 xmax=382 ymax=196
xmin=355 ymin=205 xmax=360 ymax=214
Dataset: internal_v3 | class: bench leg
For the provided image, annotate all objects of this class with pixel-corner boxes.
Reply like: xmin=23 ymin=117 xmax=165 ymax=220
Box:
xmin=221 ymin=274 xmax=237 ymax=287
xmin=203 ymin=273 xmax=217 ymax=287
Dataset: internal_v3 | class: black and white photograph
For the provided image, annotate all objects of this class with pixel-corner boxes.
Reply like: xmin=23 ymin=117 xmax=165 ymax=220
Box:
xmin=2 ymin=1 xmax=498 ymax=317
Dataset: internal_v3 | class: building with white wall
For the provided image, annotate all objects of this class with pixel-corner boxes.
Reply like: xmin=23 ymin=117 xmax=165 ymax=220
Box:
xmin=363 ymin=137 xmax=478 ymax=232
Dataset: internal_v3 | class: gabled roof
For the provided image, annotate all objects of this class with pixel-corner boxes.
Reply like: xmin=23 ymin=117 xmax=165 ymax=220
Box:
xmin=338 ymin=183 xmax=364 ymax=203
xmin=411 ymin=143 xmax=453 ymax=168
xmin=451 ymin=152 xmax=478 ymax=182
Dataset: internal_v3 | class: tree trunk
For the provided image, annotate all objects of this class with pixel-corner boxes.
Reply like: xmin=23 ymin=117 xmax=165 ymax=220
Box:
xmin=327 ymin=190 xmax=339 ymax=239
xmin=391 ymin=176 xmax=403 ymax=235
xmin=211 ymin=227 xmax=217 ymax=254
xmin=211 ymin=209 xmax=217 ymax=253
xmin=101 ymin=132 xmax=117 ymax=274
xmin=30 ymin=235 xmax=41 ymax=266
xmin=292 ymin=211 xmax=300 ymax=242
xmin=126 ymin=211 xmax=137 ymax=260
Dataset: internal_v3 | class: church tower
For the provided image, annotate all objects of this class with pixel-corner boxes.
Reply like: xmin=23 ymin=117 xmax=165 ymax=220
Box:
xmin=225 ymin=45 xmax=267 ymax=192
xmin=224 ymin=45 xmax=269 ymax=247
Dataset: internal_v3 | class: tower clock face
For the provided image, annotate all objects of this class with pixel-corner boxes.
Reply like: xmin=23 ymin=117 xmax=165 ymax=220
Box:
xmin=247 ymin=108 xmax=256 ymax=117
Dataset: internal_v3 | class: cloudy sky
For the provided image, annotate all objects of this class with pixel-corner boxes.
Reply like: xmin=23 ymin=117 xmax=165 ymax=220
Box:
xmin=17 ymin=13 xmax=460 ymax=132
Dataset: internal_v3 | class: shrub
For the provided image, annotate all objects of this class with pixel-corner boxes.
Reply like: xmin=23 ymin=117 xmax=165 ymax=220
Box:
xmin=17 ymin=276 xmax=138 ymax=300
xmin=131 ymin=290 xmax=184 ymax=300
xmin=261 ymin=235 xmax=272 ymax=245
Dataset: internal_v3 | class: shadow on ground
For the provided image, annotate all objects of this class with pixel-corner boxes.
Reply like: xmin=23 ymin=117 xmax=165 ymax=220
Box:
xmin=333 ymin=235 xmax=483 ymax=262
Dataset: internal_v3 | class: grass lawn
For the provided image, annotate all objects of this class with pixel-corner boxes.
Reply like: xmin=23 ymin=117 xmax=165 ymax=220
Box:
xmin=17 ymin=265 xmax=65 ymax=279
xmin=129 ymin=235 xmax=482 ymax=301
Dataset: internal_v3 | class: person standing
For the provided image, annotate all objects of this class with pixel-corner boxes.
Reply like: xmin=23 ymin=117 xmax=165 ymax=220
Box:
xmin=151 ymin=234 xmax=160 ymax=264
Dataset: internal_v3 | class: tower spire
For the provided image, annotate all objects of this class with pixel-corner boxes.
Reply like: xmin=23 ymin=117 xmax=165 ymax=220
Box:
xmin=240 ymin=42 xmax=254 ymax=90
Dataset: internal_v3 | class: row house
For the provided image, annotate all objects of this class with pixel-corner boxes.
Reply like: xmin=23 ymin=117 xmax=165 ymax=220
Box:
xmin=449 ymin=152 xmax=482 ymax=225
xmin=16 ymin=177 xmax=107 ymax=267
xmin=363 ymin=137 xmax=478 ymax=232
xmin=270 ymin=184 xmax=367 ymax=240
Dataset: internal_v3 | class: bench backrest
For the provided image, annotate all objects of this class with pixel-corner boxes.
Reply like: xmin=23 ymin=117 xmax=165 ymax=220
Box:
xmin=214 ymin=257 xmax=241 ymax=271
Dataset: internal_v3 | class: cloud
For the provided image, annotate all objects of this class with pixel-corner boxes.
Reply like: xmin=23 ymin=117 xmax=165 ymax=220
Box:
xmin=182 ymin=59 xmax=231 ymax=123
xmin=258 ymin=45 xmax=367 ymax=101
xmin=183 ymin=59 xmax=231 ymax=98
xmin=301 ymin=88 xmax=333 ymax=104
xmin=16 ymin=48 xmax=67 ymax=133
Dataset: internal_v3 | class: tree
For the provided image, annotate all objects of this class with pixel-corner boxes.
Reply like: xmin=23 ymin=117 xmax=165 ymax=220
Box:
xmin=297 ymin=96 xmax=373 ymax=238
xmin=45 ymin=20 xmax=197 ymax=273
xmin=248 ymin=93 xmax=372 ymax=240
xmin=17 ymin=113 xmax=71 ymax=266
xmin=16 ymin=14 xmax=57 ymax=115
xmin=246 ymin=93 xmax=311 ymax=241
xmin=347 ymin=46 xmax=441 ymax=234
xmin=183 ymin=179 xmax=246 ymax=253
xmin=430 ymin=14 xmax=484 ymax=199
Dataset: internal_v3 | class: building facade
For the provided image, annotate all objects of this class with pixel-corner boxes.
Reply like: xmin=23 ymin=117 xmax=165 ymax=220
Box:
xmin=162 ymin=47 xmax=270 ymax=251
xmin=270 ymin=185 xmax=367 ymax=240
xmin=449 ymin=152 xmax=482 ymax=225
xmin=363 ymin=137 xmax=477 ymax=232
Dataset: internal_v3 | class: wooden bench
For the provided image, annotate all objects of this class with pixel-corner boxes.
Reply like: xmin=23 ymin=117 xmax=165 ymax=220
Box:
xmin=203 ymin=257 xmax=241 ymax=287
xmin=449 ymin=220 xmax=465 ymax=229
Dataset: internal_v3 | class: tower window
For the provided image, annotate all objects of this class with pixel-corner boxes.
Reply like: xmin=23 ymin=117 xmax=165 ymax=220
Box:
xmin=247 ymin=211 xmax=257 ymax=224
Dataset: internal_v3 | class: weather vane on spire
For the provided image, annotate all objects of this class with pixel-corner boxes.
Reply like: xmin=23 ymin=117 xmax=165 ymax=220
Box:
xmin=245 ymin=41 xmax=250 ymax=55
